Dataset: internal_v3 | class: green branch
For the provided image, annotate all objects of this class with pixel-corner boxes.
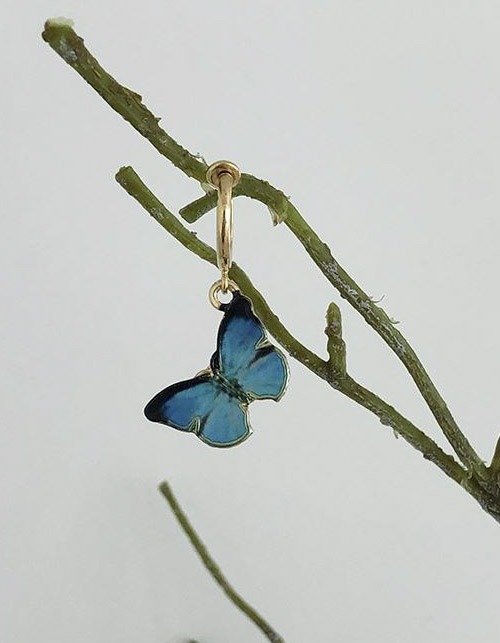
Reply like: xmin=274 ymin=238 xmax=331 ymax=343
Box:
xmin=116 ymin=166 xmax=487 ymax=507
xmin=159 ymin=481 xmax=285 ymax=643
xmin=115 ymin=166 xmax=327 ymax=376
xmin=42 ymin=18 xmax=500 ymax=643
xmin=42 ymin=19 xmax=206 ymax=183
xmin=41 ymin=18 xmax=486 ymax=480
xmin=180 ymin=193 xmax=487 ymax=480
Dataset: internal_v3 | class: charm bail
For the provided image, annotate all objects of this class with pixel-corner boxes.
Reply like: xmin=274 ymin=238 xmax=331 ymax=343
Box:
xmin=206 ymin=160 xmax=241 ymax=302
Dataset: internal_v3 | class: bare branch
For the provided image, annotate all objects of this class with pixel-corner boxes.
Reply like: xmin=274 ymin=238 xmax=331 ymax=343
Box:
xmin=159 ymin=481 xmax=285 ymax=643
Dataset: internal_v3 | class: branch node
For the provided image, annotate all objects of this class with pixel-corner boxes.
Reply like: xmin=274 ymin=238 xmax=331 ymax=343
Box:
xmin=325 ymin=302 xmax=347 ymax=384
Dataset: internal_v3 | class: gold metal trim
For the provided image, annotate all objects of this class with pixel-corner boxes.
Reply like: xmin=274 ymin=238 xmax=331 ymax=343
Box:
xmin=209 ymin=279 xmax=239 ymax=309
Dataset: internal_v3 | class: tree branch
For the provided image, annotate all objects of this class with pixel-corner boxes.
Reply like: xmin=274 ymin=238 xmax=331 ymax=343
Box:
xmin=41 ymin=19 xmax=206 ymax=183
xmin=41 ymin=18 xmax=486 ymax=480
xmin=115 ymin=166 xmax=327 ymax=376
xmin=159 ymin=481 xmax=285 ymax=643
xmin=116 ymin=166 xmax=488 ymax=507
xmin=180 ymin=190 xmax=487 ymax=480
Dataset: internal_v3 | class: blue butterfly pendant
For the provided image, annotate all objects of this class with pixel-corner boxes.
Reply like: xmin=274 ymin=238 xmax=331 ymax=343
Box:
xmin=145 ymin=291 xmax=289 ymax=447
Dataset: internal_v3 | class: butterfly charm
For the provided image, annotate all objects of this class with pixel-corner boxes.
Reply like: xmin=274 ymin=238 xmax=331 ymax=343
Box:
xmin=144 ymin=291 xmax=289 ymax=447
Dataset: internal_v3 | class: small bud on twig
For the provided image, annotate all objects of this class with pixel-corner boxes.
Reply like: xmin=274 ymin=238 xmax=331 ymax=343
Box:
xmin=325 ymin=302 xmax=347 ymax=384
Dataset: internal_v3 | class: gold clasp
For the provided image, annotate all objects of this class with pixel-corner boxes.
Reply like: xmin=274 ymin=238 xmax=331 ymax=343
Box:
xmin=206 ymin=160 xmax=241 ymax=308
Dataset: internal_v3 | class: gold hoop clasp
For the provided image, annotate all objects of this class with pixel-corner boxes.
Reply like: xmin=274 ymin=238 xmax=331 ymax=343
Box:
xmin=206 ymin=160 xmax=241 ymax=293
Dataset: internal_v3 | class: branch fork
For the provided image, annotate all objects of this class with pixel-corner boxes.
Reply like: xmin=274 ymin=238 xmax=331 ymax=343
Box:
xmin=42 ymin=16 xmax=500 ymax=641
xmin=43 ymin=16 xmax=500 ymax=518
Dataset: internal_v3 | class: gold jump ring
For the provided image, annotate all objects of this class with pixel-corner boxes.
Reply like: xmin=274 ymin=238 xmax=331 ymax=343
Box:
xmin=209 ymin=279 xmax=240 ymax=310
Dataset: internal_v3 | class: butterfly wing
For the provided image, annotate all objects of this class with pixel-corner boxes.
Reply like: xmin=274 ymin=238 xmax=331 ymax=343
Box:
xmin=213 ymin=292 xmax=289 ymax=401
xmin=144 ymin=374 xmax=251 ymax=447
xmin=198 ymin=388 xmax=252 ymax=448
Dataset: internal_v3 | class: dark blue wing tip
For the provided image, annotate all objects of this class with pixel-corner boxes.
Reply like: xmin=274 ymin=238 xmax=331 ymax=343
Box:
xmin=144 ymin=385 xmax=174 ymax=423
xmin=220 ymin=291 xmax=254 ymax=318
xmin=144 ymin=395 xmax=162 ymax=422
xmin=144 ymin=400 xmax=158 ymax=422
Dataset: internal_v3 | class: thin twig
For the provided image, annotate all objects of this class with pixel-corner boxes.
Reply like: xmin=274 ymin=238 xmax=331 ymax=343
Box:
xmin=115 ymin=166 xmax=326 ymax=375
xmin=179 ymin=193 xmax=487 ymax=479
xmin=116 ymin=166 xmax=482 ymax=502
xmin=41 ymin=19 xmax=486 ymax=479
xmin=159 ymin=481 xmax=285 ymax=643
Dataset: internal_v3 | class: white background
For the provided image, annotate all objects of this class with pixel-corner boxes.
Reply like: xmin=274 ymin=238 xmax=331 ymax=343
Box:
xmin=2 ymin=2 xmax=500 ymax=642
